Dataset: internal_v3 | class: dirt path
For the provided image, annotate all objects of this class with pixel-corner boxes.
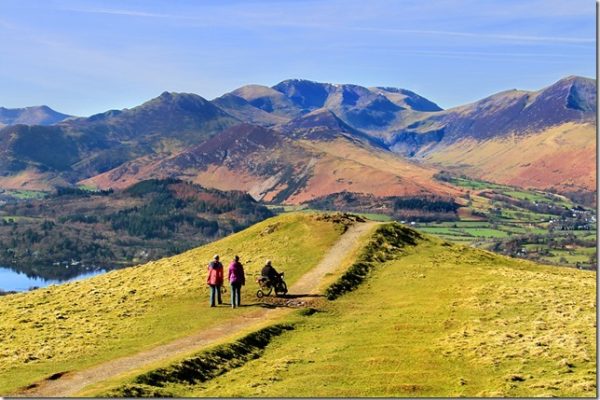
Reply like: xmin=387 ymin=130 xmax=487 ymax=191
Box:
xmin=18 ymin=220 xmax=378 ymax=397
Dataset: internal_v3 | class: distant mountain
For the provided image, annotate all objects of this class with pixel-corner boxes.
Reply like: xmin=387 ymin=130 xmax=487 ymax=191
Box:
xmin=0 ymin=92 xmax=239 ymax=190
xmin=281 ymin=108 xmax=384 ymax=147
xmin=211 ymin=93 xmax=287 ymax=127
xmin=271 ymin=79 xmax=436 ymax=131
xmin=230 ymin=84 xmax=303 ymax=119
xmin=66 ymin=91 xmax=238 ymax=146
xmin=395 ymin=75 xmax=596 ymax=145
xmin=0 ymin=76 xmax=594 ymax=198
xmin=0 ymin=105 xmax=72 ymax=127
xmin=393 ymin=76 xmax=597 ymax=193
xmin=225 ymin=79 xmax=443 ymax=133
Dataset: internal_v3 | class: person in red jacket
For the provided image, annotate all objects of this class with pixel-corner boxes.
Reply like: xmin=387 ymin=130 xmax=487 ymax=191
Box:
xmin=228 ymin=255 xmax=245 ymax=308
xmin=207 ymin=254 xmax=224 ymax=307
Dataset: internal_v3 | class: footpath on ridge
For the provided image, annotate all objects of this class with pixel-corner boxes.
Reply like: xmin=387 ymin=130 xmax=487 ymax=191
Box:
xmin=17 ymin=220 xmax=379 ymax=397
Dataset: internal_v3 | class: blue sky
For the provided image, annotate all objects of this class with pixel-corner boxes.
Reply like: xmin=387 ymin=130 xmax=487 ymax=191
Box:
xmin=0 ymin=0 xmax=595 ymax=116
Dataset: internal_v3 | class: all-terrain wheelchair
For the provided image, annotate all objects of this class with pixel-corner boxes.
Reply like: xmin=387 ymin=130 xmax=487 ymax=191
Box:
xmin=256 ymin=272 xmax=288 ymax=298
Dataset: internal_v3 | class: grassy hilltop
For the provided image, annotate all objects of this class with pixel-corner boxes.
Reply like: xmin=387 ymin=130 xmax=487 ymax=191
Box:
xmin=0 ymin=213 xmax=347 ymax=394
xmin=0 ymin=213 xmax=596 ymax=397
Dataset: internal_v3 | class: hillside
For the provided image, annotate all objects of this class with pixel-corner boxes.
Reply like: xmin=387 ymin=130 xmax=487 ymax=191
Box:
xmin=0 ymin=179 xmax=272 ymax=280
xmin=0 ymin=214 xmax=594 ymax=397
xmin=389 ymin=76 xmax=596 ymax=194
xmin=177 ymin=233 xmax=595 ymax=398
xmin=81 ymin=123 xmax=460 ymax=204
xmin=0 ymin=216 xmax=588 ymax=397
xmin=0 ymin=92 xmax=239 ymax=190
xmin=0 ymin=106 xmax=72 ymax=127
xmin=0 ymin=213 xmax=357 ymax=395
xmin=420 ymin=122 xmax=596 ymax=194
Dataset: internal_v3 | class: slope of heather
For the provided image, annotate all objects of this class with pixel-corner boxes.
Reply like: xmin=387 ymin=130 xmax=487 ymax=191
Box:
xmin=82 ymin=123 xmax=459 ymax=203
xmin=0 ymin=213 xmax=352 ymax=395
xmin=420 ymin=122 xmax=596 ymax=193
xmin=0 ymin=105 xmax=72 ymax=127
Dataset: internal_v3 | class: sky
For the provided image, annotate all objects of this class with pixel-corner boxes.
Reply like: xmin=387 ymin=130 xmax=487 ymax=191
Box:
xmin=0 ymin=0 xmax=596 ymax=116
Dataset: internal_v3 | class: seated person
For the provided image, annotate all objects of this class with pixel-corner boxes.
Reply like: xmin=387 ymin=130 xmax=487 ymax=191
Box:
xmin=261 ymin=260 xmax=282 ymax=285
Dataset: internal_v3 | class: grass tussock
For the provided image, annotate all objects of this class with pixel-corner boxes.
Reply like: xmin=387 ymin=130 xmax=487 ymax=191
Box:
xmin=325 ymin=223 xmax=421 ymax=300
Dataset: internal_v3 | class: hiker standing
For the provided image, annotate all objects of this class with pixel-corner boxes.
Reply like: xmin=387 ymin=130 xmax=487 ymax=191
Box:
xmin=207 ymin=254 xmax=224 ymax=307
xmin=228 ymin=255 xmax=245 ymax=308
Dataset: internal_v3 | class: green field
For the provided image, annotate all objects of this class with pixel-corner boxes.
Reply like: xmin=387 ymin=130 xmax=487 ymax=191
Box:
xmin=3 ymin=190 xmax=47 ymax=200
xmin=419 ymin=176 xmax=597 ymax=269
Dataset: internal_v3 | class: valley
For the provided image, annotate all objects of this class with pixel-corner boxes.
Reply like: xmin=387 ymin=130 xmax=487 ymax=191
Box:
xmin=0 ymin=179 xmax=272 ymax=284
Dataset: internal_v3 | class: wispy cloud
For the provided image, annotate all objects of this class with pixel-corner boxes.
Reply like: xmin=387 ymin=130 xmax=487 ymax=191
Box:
xmin=61 ymin=5 xmax=594 ymax=46
xmin=61 ymin=7 xmax=200 ymax=20
xmin=351 ymin=27 xmax=594 ymax=45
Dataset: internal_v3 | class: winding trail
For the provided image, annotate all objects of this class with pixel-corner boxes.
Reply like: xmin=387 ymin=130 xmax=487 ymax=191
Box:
xmin=17 ymin=220 xmax=378 ymax=397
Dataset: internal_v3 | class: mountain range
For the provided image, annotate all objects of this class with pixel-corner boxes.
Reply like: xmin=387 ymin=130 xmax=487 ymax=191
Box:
xmin=0 ymin=75 xmax=595 ymax=203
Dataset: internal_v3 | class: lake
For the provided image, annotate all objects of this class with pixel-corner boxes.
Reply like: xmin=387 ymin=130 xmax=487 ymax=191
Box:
xmin=0 ymin=266 xmax=105 ymax=292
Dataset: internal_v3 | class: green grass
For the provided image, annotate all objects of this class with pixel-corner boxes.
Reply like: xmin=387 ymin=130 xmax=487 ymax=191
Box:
xmin=4 ymin=190 xmax=47 ymax=200
xmin=460 ymin=228 xmax=509 ymax=238
xmin=0 ymin=213 xmax=347 ymax=395
xmin=103 ymin=231 xmax=596 ymax=397
xmin=75 ymin=184 xmax=99 ymax=191
xmin=355 ymin=212 xmax=393 ymax=222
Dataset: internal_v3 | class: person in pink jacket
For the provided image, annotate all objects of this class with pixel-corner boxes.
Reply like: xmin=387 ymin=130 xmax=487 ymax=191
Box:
xmin=207 ymin=254 xmax=224 ymax=307
xmin=228 ymin=255 xmax=245 ymax=308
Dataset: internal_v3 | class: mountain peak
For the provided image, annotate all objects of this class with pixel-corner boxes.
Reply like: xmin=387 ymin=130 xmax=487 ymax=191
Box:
xmin=372 ymin=87 xmax=443 ymax=112
xmin=0 ymin=105 xmax=72 ymax=126
xmin=272 ymin=79 xmax=334 ymax=109
xmin=538 ymin=75 xmax=596 ymax=113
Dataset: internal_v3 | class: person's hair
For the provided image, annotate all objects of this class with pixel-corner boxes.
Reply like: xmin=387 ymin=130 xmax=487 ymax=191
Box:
xmin=234 ymin=255 xmax=239 ymax=261
xmin=213 ymin=254 xmax=219 ymax=260
xmin=266 ymin=259 xmax=271 ymax=265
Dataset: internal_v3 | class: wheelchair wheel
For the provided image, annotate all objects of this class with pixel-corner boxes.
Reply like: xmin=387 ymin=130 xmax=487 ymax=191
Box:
xmin=275 ymin=282 xmax=288 ymax=297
